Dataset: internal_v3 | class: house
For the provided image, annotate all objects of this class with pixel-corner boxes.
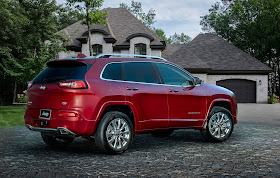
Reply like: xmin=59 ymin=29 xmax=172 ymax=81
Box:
xmin=57 ymin=8 xmax=271 ymax=103
xmin=57 ymin=8 xmax=165 ymax=58
xmin=162 ymin=34 xmax=272 ymax=103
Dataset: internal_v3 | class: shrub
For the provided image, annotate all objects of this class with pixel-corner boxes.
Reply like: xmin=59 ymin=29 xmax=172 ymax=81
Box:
xmin=16 ymin=90 xmax=28 ymax=103
xmin=268 ymin=94 xmax=279 ymax=104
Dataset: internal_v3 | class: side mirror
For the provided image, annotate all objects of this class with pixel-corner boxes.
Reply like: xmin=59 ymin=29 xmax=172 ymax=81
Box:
xmin=194 ymin=77 xmax=202 ymax=85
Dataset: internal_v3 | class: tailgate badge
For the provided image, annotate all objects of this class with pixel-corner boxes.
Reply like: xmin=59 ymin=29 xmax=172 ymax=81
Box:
xmin=62 ymin=102 xmax=67 ymax=105
xmin=40 ymin=86 xmax=46 ymax=90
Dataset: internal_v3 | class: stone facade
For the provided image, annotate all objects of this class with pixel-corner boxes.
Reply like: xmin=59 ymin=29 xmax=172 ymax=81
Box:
xmin=192 ymin=73 xmax=268 ymax=103
xmin=129 ymin=37 xmax=152 ymax=55
xmin=58 ymin=35 xmax=162 ymax=59
xmin=58 ymin=51 xmax=79 ymax=59
xmin=207 ymin=74 xmax=268 ymax=103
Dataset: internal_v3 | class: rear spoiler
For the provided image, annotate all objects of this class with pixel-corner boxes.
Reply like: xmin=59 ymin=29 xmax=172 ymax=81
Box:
xmin=46 ymin=60 xmax=92 ymax=71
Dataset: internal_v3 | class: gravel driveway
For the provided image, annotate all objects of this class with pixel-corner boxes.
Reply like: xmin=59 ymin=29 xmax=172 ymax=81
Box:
xmin=0 ymin=104 xmax=279 ymax=177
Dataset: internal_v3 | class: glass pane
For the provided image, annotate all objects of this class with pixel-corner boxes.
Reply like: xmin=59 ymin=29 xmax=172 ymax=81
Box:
xmin=93 ymin=44 xmax=102 ymax=55
xmin=33 ymin=61 xmax=89 ymax=84
xmin=156 ymin=63 xmax=193 ymax=86
xmin=102 ymin=63 xmax=122 ymax=80
xmin=124 ymin=62 xmax=157 ymax=84
xmin=134 ymin=43 xmax=146 ymax=55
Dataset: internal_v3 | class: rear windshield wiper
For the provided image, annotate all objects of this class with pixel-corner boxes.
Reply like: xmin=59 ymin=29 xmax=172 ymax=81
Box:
xmin=43 ymin=77 xmax=65 ymax=83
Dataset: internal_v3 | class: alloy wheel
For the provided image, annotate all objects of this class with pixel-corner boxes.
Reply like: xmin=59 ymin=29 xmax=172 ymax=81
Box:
xmin=208 ymin=112 xmax=232 ymax=139
xmin=105 ymin=117 xmax=131 ymax=150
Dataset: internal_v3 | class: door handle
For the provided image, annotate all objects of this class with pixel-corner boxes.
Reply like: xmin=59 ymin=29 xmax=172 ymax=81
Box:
xmin=127 ymin=87 xmax=138 ymax=91
xmin=169 ymin=89 xmax=178 ymax=93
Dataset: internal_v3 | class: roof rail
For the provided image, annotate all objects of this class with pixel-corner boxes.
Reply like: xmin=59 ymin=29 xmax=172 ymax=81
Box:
xmin=92 ymin=53 xmax=168 ymax=61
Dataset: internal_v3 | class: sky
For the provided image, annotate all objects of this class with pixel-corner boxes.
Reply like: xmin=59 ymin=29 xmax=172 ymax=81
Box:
xmin=57 ymin=0 xmax=218 ymax=39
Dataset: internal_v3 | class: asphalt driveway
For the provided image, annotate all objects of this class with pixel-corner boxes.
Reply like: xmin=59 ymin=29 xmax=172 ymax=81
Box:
xmin=0 ymin=103 xmax=279 ymax=177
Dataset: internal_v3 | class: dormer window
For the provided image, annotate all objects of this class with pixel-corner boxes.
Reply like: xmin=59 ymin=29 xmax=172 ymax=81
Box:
xmin=92 ymin=44 xmax=103 ymax=55
xmin=134 ymin=43 xmax=146 ymax=55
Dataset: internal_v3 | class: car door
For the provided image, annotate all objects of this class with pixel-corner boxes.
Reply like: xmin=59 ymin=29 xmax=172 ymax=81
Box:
xmin=155 ymin=63 xmax=207 ymax=128
xmin=123 ymin=62 xmax=169 ymax=131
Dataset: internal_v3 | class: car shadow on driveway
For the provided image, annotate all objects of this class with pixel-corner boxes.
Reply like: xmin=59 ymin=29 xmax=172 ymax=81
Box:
xmin=0 ymin=121 xmax=268 ymax=157
xmin=19 ymin=128 xmax=243 ymax=156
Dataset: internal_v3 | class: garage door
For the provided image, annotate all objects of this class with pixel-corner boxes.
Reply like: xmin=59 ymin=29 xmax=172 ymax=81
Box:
xmin=216 ymin=79 xmax=256 ymax=103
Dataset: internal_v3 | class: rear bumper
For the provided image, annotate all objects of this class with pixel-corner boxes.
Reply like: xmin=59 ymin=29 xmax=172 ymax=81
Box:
xmin=25 ymin=124 xmax=76 ymax=136
xmin=24 ymin=108 xmax=97 ymax=136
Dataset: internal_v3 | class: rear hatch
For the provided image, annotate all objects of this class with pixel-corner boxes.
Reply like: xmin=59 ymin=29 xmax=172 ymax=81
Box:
xmin=27 ymin=60 xmax=92 ymax=110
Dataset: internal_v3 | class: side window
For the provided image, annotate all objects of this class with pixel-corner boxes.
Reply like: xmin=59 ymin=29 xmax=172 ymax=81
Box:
xmin=123 ymin=62 xmax=158 ymax=84
xmin=156 ymin=63 xmax=193 ymax=86
xmin=102 ymin=63 xmax=121 ymax=80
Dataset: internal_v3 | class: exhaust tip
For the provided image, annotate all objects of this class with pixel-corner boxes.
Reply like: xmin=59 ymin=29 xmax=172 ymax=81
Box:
xmin=25 ymin=124 xmax=33 ymax=130
xmin=59 ymin=129 xmax=69 ymax=135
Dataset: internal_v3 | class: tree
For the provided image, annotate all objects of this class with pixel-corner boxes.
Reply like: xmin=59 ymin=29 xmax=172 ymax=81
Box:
xmin=56 ymin=6 xmax=85 ymax=30
xmin=120 ymin=1 xmax=156 ymax=28
xmin=67 ymin=0 xmax=107 ymax=56
xmin=200 ymin=0 xmax=280 ymax=96
xmin=167 ymin=33 xmax=191 ymax=44
xmin=0 ymin=0 xmax=65 ymax=104
xmin=154 ymin=29 xmax=168 ymax=41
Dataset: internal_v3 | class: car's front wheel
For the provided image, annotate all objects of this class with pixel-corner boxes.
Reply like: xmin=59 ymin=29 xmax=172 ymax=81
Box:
xmin=94 ymin=111 xmax=133 ymax=154
xmin=201 ymin=106 xmax=234 ymax=142
xmin=41 ymin=133 xmax=74 ymax=147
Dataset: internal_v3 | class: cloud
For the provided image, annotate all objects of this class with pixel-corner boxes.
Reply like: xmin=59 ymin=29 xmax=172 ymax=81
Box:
xmin=141 ymin=0 xmax=217 ymax=38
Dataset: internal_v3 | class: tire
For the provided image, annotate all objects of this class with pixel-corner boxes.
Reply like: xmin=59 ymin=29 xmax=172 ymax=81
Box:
xmin=200 ymin=106 xmax=234 ymax=142
xmin=94 ymin=111 xmax=134 ymax=154
xmin=41 ymin=133 xmax=74 ymax=147
xmin=151 ymin=129 xmax=174 ymax=137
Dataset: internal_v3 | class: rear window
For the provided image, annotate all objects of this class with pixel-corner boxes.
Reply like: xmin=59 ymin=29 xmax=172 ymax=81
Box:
xmin=33 ymin=61 xmax=91 ymax=84
xmin=102 ymin=63 xmax=122 ymax=80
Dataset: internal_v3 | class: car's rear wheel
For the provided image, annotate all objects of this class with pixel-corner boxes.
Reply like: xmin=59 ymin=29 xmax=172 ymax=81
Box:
xmin=201 ymin=106 xmax=234 ymax=142
xmin=94 ymin=111 xmax=133 ymax=154
xmin=41 ymin=133 xmax=74 ymax=147
xmin=151 ymin=129 xmax=174 ymax=137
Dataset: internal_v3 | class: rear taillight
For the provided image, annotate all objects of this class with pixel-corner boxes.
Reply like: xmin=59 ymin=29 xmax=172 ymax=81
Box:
xmin=27 ymin=81 xmax=33 ymax=89
xmin=59 ymin=81 xmax=87 ymax=89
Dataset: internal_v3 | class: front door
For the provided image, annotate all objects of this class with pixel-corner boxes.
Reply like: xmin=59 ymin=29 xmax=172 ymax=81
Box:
xmin=155 ymin=63 xmax=206 ymax=128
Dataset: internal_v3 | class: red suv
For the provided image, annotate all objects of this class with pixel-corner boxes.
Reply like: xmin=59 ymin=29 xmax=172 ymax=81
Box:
xmin=24 ymin=53 xmax=237 ymax=154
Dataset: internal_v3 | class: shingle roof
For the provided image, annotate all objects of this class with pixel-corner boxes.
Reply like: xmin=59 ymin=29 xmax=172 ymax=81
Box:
xmin=162 ymin=44 xmax=211 ymax=73
xmin=163 ymin=34 xmax=272 ymax=74
xmin=105 ymin=8 xmax=164 ymax=46
xmin=162 ymin=44 xmax=184 ymax=59
xmin=57 ymin=21 xmax=110 ymax=47
xmin=57 ymin=8 xmax=164 ymax=51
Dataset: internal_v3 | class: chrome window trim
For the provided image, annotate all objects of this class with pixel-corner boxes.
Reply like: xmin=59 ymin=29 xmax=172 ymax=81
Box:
xmin=100 ymin=61 xmax=196 ymax=87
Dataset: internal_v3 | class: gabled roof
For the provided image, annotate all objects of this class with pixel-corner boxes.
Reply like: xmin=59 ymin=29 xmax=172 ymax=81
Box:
xmin=163 ymin=34 xmax=272 ymax=74
xmin=105 ymin=8 xmax=164 ymax=47
xmin=162 ymin=44 xmax=211 ymax=73
xmin=57 ymin=8 xmax=165 ymax=51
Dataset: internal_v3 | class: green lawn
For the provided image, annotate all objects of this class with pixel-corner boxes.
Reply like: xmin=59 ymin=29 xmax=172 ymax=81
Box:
xmin=0 ymin=106 xmax=26 ymax=128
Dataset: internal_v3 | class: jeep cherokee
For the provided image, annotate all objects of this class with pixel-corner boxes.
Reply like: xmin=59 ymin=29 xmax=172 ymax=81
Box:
xmin=24 ymin=53 xmax=237 ymax=154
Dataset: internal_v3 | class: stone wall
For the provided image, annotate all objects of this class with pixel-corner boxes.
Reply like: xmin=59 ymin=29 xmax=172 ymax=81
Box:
xmin=207 ymin=75 xmax=268 ymax=103
xmin=129 ymin=37 xmax=152 ymax=56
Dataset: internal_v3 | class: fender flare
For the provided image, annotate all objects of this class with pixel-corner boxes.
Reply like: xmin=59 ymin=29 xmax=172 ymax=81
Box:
xmin=86 ymin=101 xmax=139 ymax=135
xmin=202 ymin=99 xmax=233 ymax=129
